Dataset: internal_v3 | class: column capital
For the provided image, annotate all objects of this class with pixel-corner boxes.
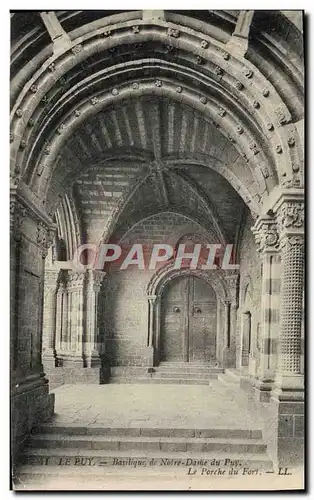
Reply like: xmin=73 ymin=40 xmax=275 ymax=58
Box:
xmin=251 ymin=215 xmax=279 ymax=254
xmin=224 ymin=272 xmax=239 ymax=306
xmin=86 ymin=269 xmax=106 ymax=291
xmin=67 ymin=270 xmax=86 ymax=290
xmin=148 ymin=294 xmax=157 ymax=304
xmin=273 ymin=197 xmax=304 ymax=252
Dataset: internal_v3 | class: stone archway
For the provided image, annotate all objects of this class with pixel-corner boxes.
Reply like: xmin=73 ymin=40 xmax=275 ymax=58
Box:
xmin=146 ymin=262 xmax=236 ymax=368
xmin=10 ymin=11 xmax=304 ymax=470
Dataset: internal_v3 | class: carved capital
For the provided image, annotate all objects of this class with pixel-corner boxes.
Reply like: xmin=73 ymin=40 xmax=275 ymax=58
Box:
xmin=44 ymin=269 xmax=61 ymax=292
xmin=224 ymin=273 xmax=239 ymax=306
xmin=86 ymin=269 xmax=105 ymax=292
xmin=37 ymin=222 xmax=55 ymax=258
xmin=276 ymin=201 xmax=304 ymax=232
xmin=148 ymin=294 xmax=157 ymax=305
xmin=10 ymin=198 xmax=27 ymax=241
xmin=67 ymin=270 xmax=86 ymax=289
xmin=252 ymin=218 xmax=279 ymax=254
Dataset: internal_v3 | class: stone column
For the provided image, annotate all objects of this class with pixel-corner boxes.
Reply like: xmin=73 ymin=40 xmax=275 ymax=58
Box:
xmin=241 ymin=313 xmax=250 ymax=367
xmin=252 ymin=216 xmax=280 ymax=401
xmin=266 ymin=193 xmax=304 ymax=468
xmin=84 ymin=270 xmax=105 ymax=368
xmin=42 ymin=269 xmax=60 ymax=365
xmin=62 ymin=270 xmax=85 ymax=364
xmin=274 ymin=197 xmax=304 ymax=397
xmin=223 ymin=274 xmax=239 ymax=368
xmin=146 ymin=295 xmax=157 ymax=368
xmin=10 ymin=193 xmax=55 ymax=460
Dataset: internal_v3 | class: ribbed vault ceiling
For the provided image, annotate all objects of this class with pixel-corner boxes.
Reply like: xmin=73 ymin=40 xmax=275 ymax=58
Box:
xmin=60 ymin=95 xmax=247 ymax=245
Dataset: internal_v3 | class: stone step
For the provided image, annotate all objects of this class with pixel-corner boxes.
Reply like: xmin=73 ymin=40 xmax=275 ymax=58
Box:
xmin=108 ymin=377 xmax=211 ymax=385
xmin=157 ymin=363 xmax=224 ymax=373
xmin=19 ymin=448 xmax=273 ymax=470
xmin=151 ymin=372 xmax=218 ymax=379
xmin=27 ymin=434 xmax=267 ymax=454
xmin=33 ymin=426 xmax=262 ymax=439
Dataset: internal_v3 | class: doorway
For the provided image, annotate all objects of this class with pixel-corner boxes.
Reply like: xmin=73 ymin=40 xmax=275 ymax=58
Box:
xmin=160 ymin=275 xmax=217 ymax=362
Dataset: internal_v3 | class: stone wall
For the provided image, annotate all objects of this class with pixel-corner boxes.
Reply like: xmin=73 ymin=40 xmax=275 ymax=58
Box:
xmin=103 ymin=211 xmax=211 ymax=366
xmin=237 ymin=212 xmax=262 ymax=374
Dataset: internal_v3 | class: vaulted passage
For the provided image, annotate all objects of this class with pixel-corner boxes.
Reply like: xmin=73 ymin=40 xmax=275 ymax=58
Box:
xmin=10 ymin=10 xmax=304 ymax=487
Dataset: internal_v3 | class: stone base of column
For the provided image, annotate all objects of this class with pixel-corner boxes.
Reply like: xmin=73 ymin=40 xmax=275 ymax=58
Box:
xmin=223 ymin=347 xmax=236 ymax=368
xmin=265 ymin=394 xmax=304 ymax=469
xmin=144 ymin=346 xmax=155 ymax=368
xmin=45 ymin=365 xmax=107 ymax=386
xmin=258 ymin=374 xmax=305 ymax=469
xmin=42 ymin=348 xmax=57 ymax=367
xmin=11 ymin=372 xmax=55 ymax=465
xmin=84 ymin=352 xmax=101 ymax=369
xmin=254 ymin=378 xmax=274 ymax=403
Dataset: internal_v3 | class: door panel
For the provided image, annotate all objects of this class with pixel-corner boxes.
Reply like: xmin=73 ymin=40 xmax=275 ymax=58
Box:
xmin=160 ymin=275 xmax=217 ymax=362
xmin=160 ymin=276 xmax=186 ymax=361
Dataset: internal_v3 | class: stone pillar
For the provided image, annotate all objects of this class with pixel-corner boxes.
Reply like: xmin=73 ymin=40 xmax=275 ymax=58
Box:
xmin=223 ymin=274 xmax=239 ymax=368
xmin=61 ymin=270 xmax=85 ymax=364
xmin=84 ymin=269 xmax=105 ymax=368
xmin=10 ymin=193 xmax=55 ymax=461
xmin=145 ymin=295 xmax=157 ymax=368
xmin=274 ymin=198 xmax=304 ymax=397
xmin=266 ymin=194 xmax=304 ymax=468
xmin=252 ymin=216 xmax=280 ymax=401
xmin=241 ymin=312 xmax=251 ymax=368
xmin=42 ymin=269 xmax=60 ymax=365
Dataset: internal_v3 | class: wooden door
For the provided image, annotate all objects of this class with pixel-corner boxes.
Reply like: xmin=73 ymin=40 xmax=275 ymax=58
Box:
xmin=160 ymin=275 xmax=217 ymax=362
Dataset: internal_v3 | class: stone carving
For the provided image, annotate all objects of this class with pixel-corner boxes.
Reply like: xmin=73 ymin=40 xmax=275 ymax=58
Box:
xmin=236 ymin=125 xmax=244 ymax=135
xmin=243 ymin=68 xmax=253 ymax=78
xmin=44 ymin=143 xmax=51 ymax=155
xmin=30 ymin=84 xmax=38 ymax=93
xmin=90 ymin=97 xmax=99 ymax=105
xmin=241 ymin=152 xmax=249 ymax=162
xmin=199 ymin=96 xmax=207 ymax=104
xmin=249 ymin=141 xmax=259 ymax=155
xmin=103 ymin=30 xmax=111 ymax=37
xmin=274 ymin=104 xmax=290 ymax=125
xmin=132 ymin=25 xmax=140 ymax=34
xmin=262 ymin=89 xmax=270 ymax=97
xmin=201 ymin=40 xmax=209 ymax=49
xmin=167 ymin=28 xmax=180 ymax=38
xmin=214 ymin=66 xmax=223 ymax=75
xmin=19 ymin=140 xmax=27 ymax=150
xmin=57 ymin=124 xmax=66 ymax=134
xmin=10 ymin=133 xmax=14 ymax=143
xmin=253 ymin=223 xmax=279 ymax=253
xmin=71 ymin=44 xmax=83 ymax=54
xmin=10 ymin=201 xmax=27 ymax=239
xmin=221 ymin=51 xmax=230 ymax=60
xmin=266 ymin=122 xmax=274 ymax=131
xmin=155 ymin=80 xmax=162 ymax=87
xmin=235 ymin=81 xmax=244 ymax=90
xmin=277 ymin=202 xmax=304 ymax=230
xmin=15 ymin=108 xmax=23 ymax=118
xmin=260 ymin=165 xmax=270 ymax=178
xmin=132 ymin=82 xmax=139 ymax=90
xmin=218 ymin=108 xmax=226 ymax=117
xmin=112 ymin=88 xmax=119 ymax=95
xmin=276 ymin=145 xmax=282 ymax=154
xmin=37 ymin=164 xmax=44 ymax=176
xmin=287 ymin=137 xmax=295 ymax=147
xmin=27 ymin=119 xmax=34 ymax=127
xmin=74 ymin=109 xmax=81 ymax=117
xmin=252 ymin=100 xmax=260 ymax=109
xmin=176 ymin=86 xmax=182 ymax=93
xmin=196 ymin=55 xmax=204 ymax=65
